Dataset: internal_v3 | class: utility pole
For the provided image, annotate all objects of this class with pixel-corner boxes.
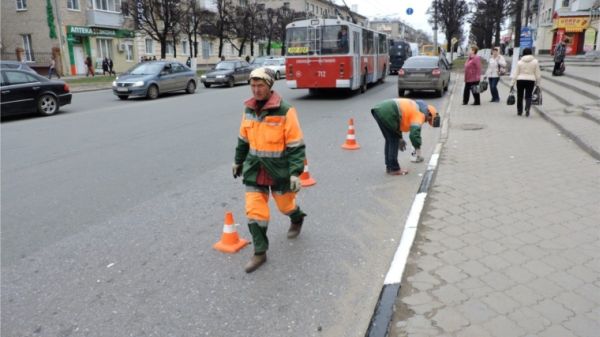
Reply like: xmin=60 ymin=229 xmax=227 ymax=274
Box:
xmin=433 ymin=0 xmax=438 ymax=55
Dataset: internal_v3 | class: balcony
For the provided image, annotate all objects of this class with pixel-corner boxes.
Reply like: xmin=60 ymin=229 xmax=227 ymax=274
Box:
xmin=87 ymin=10 xmax=124 ymax=28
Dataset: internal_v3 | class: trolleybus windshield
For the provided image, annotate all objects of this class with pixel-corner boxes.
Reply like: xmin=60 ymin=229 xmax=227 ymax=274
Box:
xmin=286 ymin=25 xmax=350 ymax=56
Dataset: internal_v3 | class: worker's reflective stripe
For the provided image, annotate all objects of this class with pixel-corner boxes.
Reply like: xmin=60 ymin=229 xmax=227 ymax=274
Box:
xmin=287 ymin=139 xmax=304 ymax=148
xmin=245 ymin=113 xmax=261 ymax=122
xmin=410 ymin=122 xmax=422 ymax=127
xmin=246 ymin=185 xmax=270 ymax=193
xmin=249 ymin=149 xmax=284 ymax=158
xmin=239 ymin=135 xmax=249 ymax=143
xmin=223 ymin=224 xmax=237 ymax=233
xmin=248 ymin=218 xmax=269 ymax=227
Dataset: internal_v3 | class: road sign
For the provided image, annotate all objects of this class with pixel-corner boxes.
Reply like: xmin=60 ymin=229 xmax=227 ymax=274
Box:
xmin=406 ymin=7 xmax=413 ymax=15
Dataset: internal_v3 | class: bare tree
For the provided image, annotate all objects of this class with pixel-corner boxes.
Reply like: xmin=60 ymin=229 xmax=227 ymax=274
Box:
xmin=427 ymin=0 xmax=470 ymax=51
xmin=180 ymin=0 xmax=204 ymax=58
xmin=132 ymin=0 xmax=183 ymax=59
xmin=263 ymin=7 xmax=279 ymax=56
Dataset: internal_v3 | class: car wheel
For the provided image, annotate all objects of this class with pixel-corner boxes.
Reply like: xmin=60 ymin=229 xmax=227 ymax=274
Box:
xmin=379 ymin=66 xmax=387 ymax=83
xmin=204 ymin=83 xmax=211 ymax=88
xmin=275 ymin=71 xmax=280 ymax=80
xmin=228 ymin=78 xmax=235 ymax=88
xmin=146 ymin=85 xmax=159 ymax=100
xmin=444 ymin=81 xmax=449 ymax=91
xmin=436 ymin=88 xmax=443 ymax=97
xmin=118 ymin=95 xmax=129 ymax=100
xmin=37 ymin=94 xmax=58 ymax=116
xmin=186 ymin=80 xmax=196 ymax=94
xmin=398 ymin=89 xmax=405 ymax=97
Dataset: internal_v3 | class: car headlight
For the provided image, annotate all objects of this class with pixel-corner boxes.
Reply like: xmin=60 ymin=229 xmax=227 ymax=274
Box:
xmin=132 ymin=81 xmax=144 ymax=87
xmin=216 ymin=75 xmax=226 ymax=79
xmin=200 ymin=75 xmax=206 ymax=79
xmin=112 ymin=81 xmax=117 ymax=86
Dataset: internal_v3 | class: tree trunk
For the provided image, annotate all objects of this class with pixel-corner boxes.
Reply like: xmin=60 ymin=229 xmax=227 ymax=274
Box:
xmin=219 ymin=35 xmax=224 ymax=58
xmin=188 ymin=33 xmax=193 ymax=57
xmin=160 ymin=37 xmax=167 ymax=59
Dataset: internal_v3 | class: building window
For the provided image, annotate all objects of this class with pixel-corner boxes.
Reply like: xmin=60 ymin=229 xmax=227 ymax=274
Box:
xmin=16 ymin=0 xmax=27 ymax=10
xmin=166 ymin=41 xmax=174 ymax=54
xmin=125 ymin=43 xmax=134 ymax=61
xmin=145 ymin=39 xmax=153 ymax=54
xmin=182 ymin=41 xmax=188 ymax=55
xmin=202 ymin=40 xmax=212 ymax=59
xmin=67 ymin=0 xmax=80 ymax=10
xmin=22 ymin=34 xmax=34 ymax=61
xmin=95 ymin=0 xmax=121 ymax=12
xmin=96 ymin=38 xmax=113 ymax=58
xmin=561 ymin=0 xmax=569 ymax=7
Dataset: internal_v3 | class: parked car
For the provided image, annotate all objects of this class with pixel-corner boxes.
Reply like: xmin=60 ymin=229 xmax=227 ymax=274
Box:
xmin=397 ymin=56 xmax=451 ymax=97
xmin=262 ymin=57 xmax=286 ymax=80
xmin=112 ymin=61 xmax=197 ymax=100
xmin=1 ymin=69 xmax=71 ymax=117
xmin=389 ymin=40 xmax=412 ymax=74
xmin=0 ymin=60 xmax=37 ymax=74
xmin=249 ymin=56 xmax=274 ymax=69
xmin=200 ymin=60 xmax=252 ymax=88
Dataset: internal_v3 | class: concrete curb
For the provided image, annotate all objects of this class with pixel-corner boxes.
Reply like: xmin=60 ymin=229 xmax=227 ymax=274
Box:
xmin=540 ymin=68 xmax=600 ymax=87
xmin=71 ymin=86 xmax=112 ymax=93
xmin=364 ymin=77 xmax=456 ymax=337
xmin=499 ymin=80 xmax=600 ymax=161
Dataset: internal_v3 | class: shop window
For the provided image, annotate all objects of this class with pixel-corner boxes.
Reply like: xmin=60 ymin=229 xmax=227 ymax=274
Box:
xmin=145 ymin=39 xmax=153 ymax=54
xmin=166 ymin=41 xmax=174 ymax=55
xmin=16 ymin=0 xmax=27 ymax=10
xmin=96 ymin=38 xmax=114 ymax=59
xmin=126 ymin=44 xmax=134 ymax=61
xmin=22 ymin=34 xmax=34 ymax=61
xmin=67 ymin=0 xmax=80 ymax=10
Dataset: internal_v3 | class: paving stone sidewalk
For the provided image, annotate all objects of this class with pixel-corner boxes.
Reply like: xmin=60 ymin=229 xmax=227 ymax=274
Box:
xmin=390 ymin=82 xmax=600 ymax=337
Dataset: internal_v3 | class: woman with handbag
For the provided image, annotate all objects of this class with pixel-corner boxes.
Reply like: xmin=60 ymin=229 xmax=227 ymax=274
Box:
xmin=463 ymin=46 xmax=482 ymax=106
xmin=510 ymin=48 xmax=541 ymax=117
xmin=485 ymin=47 xmax=506 ymax=102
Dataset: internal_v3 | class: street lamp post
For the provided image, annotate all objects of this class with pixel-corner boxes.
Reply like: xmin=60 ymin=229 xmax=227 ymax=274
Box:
xmin=433 ymin=0 xmax=438 ymax=55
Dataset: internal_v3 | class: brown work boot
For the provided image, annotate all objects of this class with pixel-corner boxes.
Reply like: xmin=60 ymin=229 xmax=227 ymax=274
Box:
xmin=244 ymin=253 xmax=267 ymax=273
xmin=287 ymin=221 xmax=303 ymax=239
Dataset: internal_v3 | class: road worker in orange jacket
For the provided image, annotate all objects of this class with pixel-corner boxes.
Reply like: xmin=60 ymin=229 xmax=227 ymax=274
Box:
xmin=371 ymin=98 xmax=440 ymax=175
xmin=233 ymin=67 xmax=307 ymax=273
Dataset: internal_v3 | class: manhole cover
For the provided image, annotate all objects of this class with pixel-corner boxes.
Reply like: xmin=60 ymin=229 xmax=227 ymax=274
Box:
xmin=459 ymin=123 xmax=486 ymax=130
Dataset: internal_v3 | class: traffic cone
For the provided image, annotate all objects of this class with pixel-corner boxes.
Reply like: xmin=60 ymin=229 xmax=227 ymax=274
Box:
xmin=341 ymin=118 xmax=360 ymax=150
xmin=213 ymin=212 xmax=249 ymax=254
xmin=300 ymin=158 xmax=316 ymax=187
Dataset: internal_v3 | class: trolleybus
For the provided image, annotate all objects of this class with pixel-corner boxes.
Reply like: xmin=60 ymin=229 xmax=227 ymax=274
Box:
xmin=285 ymin=18 xmax=389 ymax=93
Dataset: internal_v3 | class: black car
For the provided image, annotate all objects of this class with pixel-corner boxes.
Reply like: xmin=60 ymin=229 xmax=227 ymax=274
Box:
xmin=200 ymin=60 xmax=252 ymax=88
xmin=389 ymin=40 xmax=412 ymax=74
xmin=1 ymin=69 xmax=72 ymax=117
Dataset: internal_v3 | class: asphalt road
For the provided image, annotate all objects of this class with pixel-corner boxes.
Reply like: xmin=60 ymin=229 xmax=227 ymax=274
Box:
xmin=1 ymin=77 xmax=451 ymax=337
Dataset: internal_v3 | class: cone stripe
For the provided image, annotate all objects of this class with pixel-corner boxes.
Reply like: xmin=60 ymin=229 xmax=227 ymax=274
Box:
xmin=347 ymin=135 xmax=356 ymax=140
xmin=223 ymin=224 xmax=236 ymax=233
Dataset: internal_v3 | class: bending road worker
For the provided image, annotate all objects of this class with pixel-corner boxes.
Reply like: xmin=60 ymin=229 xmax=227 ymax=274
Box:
xmin=233 ymin=67 xmax=307 ymax=273
xmin=371 ymin=98 xmax=440 ymax=175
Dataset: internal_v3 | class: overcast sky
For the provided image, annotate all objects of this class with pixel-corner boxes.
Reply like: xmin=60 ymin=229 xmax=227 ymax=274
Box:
xmin=341 ymin=0 xmax=435 ymax=35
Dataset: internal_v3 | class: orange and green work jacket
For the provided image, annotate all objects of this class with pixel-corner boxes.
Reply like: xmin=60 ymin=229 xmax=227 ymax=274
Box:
xmin=371 ymin=98 xmax=426 ymax=149
xmin=234 ymin=91 xmax=305 ymax=189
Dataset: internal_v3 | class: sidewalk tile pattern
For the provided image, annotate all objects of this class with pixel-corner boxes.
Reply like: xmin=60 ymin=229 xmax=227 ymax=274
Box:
xmin=391 ymin=82 xmax=600 ymax=337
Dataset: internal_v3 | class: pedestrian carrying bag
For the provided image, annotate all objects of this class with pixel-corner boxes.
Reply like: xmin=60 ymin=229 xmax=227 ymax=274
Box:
xmin=507 ymin=86 xmax=516 ymax=105
xmin=479 ymin=79 xmax=488 ymax=92
xmin=532 ymin=86 xmax=542 ymax=105
xmin=470 ymin=84 xmax=480 ymax=95
xmin=498 ymin=64 xmax=506 ymax=76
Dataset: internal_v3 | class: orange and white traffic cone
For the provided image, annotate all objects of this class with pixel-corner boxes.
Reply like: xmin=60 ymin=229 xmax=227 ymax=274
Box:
xmin=341 ymin=118 xmax=360 ymax=150
xmin=300 ymin=158 xmax=316 ymax=187
xmin=213 ymin=212 xmax=249 ymax=254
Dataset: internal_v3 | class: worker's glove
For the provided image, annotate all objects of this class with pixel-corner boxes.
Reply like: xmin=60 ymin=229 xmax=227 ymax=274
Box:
xmin=290 ymin=175 xmax=301 ymax=193
xmin=232 ymin=163 xmax=242 ymax=179
xmin=411 ymin=149 xmax=424 ymax=163
xmin=399 ymin=139 xmax=407 ymax=152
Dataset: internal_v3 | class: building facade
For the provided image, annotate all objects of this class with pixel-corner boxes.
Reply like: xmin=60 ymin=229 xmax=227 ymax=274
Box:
xmin=1 ymin=0 xmax=137 ymax=76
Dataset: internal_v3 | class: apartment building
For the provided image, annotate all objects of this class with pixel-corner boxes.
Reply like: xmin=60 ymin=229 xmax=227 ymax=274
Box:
xmin=257 ymin=0 xmax=367 ymax=25
xmin=368 ymin=19 xmax=418 ymax=41
xmin=1 ymin=0 xmax=137 ymax=76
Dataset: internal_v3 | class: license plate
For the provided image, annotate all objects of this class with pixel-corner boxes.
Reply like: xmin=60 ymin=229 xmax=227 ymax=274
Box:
xmin=410 ymin=73 xmax=426 ymax=77
xmin=117 ymin=87 xmax=129 ymax=92
xmin=205 ymin=79 xmax=215 ymax=83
